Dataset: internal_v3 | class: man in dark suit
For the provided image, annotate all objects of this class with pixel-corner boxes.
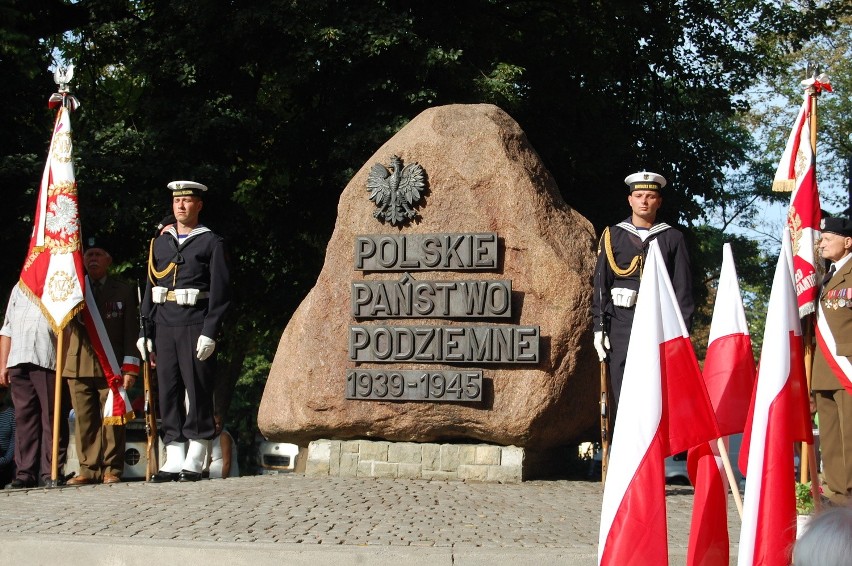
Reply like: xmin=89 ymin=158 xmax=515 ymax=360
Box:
xmin=812 ymin=215 xmax=852 ymax=505
xmin=64 ymin=243 xmax=140 ymax=485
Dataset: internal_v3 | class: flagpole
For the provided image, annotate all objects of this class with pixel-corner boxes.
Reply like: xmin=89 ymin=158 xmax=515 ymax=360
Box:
xmin=39 ymin=68 xmax=83 ymax=488
xmin=716 ymin=437 xmax=743 ymax=518
xmin=49 ymin=331 xmax=65 ymax=486
xmin=799 ymin=76 xmax=824 ymax=509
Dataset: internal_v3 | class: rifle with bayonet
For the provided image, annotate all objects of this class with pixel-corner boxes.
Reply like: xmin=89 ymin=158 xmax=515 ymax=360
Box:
xmin=598 ymin=287 xmax=611 ymax=485
xmin=137 ymin=284 xmax=158 ymax=480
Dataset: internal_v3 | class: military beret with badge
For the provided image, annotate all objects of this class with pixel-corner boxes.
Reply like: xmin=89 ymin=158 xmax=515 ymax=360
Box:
xmin=820 ymin=216 xmax=852 ymax=238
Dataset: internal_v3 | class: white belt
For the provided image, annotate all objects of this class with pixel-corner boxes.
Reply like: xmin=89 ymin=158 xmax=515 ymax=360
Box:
xmin=166 ymin=290 xmax=209 ymax=302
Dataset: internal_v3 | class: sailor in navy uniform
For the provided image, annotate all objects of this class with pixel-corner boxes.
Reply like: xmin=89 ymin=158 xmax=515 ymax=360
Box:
xmin=592 ymin=172 xmax=694 ymax=416
xmin=139 ymin=181 xmax=230 ymax=482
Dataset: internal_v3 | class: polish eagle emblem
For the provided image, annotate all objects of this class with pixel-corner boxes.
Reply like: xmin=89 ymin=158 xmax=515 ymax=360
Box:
xmin=366 ymin=155 xmax=427 ymax=225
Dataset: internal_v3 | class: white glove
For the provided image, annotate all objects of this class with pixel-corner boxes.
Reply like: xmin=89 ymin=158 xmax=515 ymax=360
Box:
xmin=196 ymin=335 xmax=216 ymax=361
xmin=136 ymin=338 xmax=153 ymax=360
xmin=593 ymin=331 xmax=610 ymax=362
xmin=611 ymin=287 xmax=638 ymax=308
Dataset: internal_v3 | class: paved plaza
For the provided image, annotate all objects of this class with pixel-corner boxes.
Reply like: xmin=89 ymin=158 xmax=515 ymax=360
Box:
xmin=0 ymin=474 xmax=739 ymax=565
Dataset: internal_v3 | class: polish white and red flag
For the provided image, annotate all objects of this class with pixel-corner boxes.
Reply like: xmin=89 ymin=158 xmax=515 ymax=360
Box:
xmin=18 ymin=101 xmax=86 ymax=331
xmin=598 ymin=241 xmax=720 ymax=566
xmin=687 ymin=243 xmax=756 ymax=566
xmin=772 ymin=76 xmax=831 ymax=317
xmin=736 ymin=231 xmax=813 ymax=566
xmin=18 ymin=87 xmax=131 ymax=422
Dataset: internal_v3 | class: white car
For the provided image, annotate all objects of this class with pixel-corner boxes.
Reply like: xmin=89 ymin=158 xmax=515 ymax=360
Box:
xmin=256 ymin=438 xmax=299 ymax=474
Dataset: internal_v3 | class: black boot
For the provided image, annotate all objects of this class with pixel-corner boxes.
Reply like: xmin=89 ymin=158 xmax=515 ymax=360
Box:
xmin=150 ymin=471 xmax=181 ymax=483
xmin=178 ymin=470 xmax=203 ymax=482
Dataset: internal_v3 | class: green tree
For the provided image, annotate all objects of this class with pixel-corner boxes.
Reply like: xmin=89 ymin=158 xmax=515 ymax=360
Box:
xmin=1 ymin=1 xmax=850 ymax=463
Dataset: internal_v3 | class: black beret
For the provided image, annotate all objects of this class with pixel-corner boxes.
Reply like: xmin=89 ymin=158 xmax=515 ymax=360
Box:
xmin=821 ymin=216 xmax=852 ymax=237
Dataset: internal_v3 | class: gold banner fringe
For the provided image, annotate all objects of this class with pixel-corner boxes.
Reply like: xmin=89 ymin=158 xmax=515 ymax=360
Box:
xmin=104 ymin=411 xmax=135 ymax=427
xmin=17 ymin=279 xmax=84 ymax=334
xmin=772 ymin=179 xmax=795 ymax=192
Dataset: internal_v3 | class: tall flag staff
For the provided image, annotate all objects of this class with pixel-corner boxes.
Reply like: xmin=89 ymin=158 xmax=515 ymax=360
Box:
xmin=686 ymin=243 xmax=756 ymax=566
xmin=17 ymin=66 xmax=86 ymax=486
xmin=736 ymin=229 xmax=814 ymax=566
xmin=770 ymin=71 xmax=832 ymax=494
xmin=17 ymin=67 xmax=134 ymax=486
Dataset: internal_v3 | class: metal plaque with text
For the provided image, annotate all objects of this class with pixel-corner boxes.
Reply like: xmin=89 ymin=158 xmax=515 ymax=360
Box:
xmin=345 ymin=369 xmax=483 ymax=401
xmin=349 ymin=325 xmax=539 ymax=364
xmin=352 ymin=275 xmax=511 ymax=318
xmin=354 ymin=233 xmax=498 ymax=271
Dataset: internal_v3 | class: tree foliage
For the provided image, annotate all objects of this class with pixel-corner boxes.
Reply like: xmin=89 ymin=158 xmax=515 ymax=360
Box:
xmin=1 ymin=0 xmax=849 ymax=458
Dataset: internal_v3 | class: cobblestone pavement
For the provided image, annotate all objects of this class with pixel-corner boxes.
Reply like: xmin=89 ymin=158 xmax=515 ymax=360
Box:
xmin=0 ymin=474 xmax=739 ymax=565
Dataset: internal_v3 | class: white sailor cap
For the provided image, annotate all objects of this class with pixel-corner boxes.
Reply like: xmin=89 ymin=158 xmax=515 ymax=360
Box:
xmin=167 ymin=180 xmax=208 ymax=198
xmin=624 ymin=171 xmax=667 ymax=193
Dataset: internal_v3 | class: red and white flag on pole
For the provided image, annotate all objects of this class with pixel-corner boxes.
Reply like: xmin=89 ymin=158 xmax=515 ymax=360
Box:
xmin=702 ymin=243 xmax=757 ymax=436
xmin=599 ymin=241 xmax=720 ymax=566
xmin=772 ymin=79 xmax=830 ymax=317
xmin=687 ymin=243 xmax=756 ymax=566
xmin=18 ymin=102 xmax=86 ymax=330
xmin=736 ymin=230 xmax=813 ymax=566
xmin=18 ymin=86 xmax=132 ymax=423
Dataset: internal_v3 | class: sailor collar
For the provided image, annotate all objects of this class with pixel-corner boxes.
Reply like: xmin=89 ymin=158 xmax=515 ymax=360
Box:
xmin=164 ymin=224 xmax=211 ymax=244
xmin=614 ymin=221 xmax=672 ymax=238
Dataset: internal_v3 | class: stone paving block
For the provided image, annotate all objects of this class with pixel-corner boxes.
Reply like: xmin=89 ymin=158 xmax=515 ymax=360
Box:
xmin=458 ymin=464 xmax=489 ymax=481
xmin=422 ymin=444 xmax=440 ymax=470
xmin=500 ymin=446 xmax=524 ymax=468
xmin=487 ymin=464 xmax=522 ymax=484
xmin=0 ymin=471 xmax=733 ymax=566
xmin=341 ymin=440 xmax=360 ymax=453
xmin=388 ymin=442 xmax=421 ymax=464
xmin=305 ymin=440 xmax=332 ymax=477
xmin=339 ymin=453 xmax=359 ymax=477
xmin=397 ymin=463 xmax=422 ymax=479
xmin=373 ymin=462 xmax=399 ymax=478
xmin=459 ymin=445 xmax=477 ymax=465
xmin=422 ymin=470 xmax=458 ymax=481
xmin=475 ymin=445 xmax=501 ymax=465
xmin=356 ymin=461 xmax=373 ymax=477
xmin=439 ymin=445 xmax=460 ymax=472
xmin=359 ymin=440 xmax=389 ymax=462
xmin=328 ymin=440 xmax=342 ymax=475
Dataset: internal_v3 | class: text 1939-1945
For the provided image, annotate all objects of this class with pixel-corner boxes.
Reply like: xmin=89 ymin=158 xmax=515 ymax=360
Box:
xmin=345 ymin=369 xmax=483 ymax=401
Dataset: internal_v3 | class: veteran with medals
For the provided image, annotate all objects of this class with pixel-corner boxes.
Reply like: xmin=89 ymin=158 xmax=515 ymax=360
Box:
xmin=812 ymin=215 xmax=852 ymax=505
xmin=139 ymin=181 xmax=230 ymax=482
xmin=592 ymin=172 xmax=694 ymax=419
xmin=64 ymin=243 xmax=140 ymax=485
